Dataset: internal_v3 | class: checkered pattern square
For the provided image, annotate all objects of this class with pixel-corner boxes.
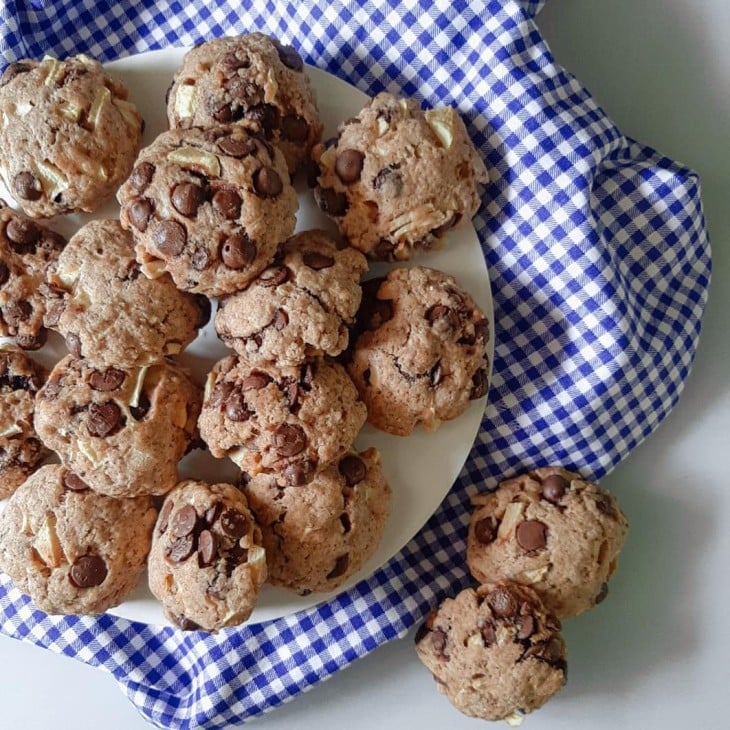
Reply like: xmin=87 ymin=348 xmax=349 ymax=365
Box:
xmin=0 ymin=1 xmax=710 ymax=728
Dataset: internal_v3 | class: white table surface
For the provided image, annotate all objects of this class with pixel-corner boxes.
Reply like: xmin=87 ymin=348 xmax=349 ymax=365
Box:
xmin=2 ymin=1 xmax=729 ymax=728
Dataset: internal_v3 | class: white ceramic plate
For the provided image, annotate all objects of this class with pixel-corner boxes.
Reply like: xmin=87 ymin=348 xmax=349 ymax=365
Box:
xmin=0 ymin=47 xmax=493 ymax=625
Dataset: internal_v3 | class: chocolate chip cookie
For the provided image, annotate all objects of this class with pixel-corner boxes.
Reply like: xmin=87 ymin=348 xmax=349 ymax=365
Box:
xmin=0 ymin=201 xmax=66 ymax=350
xmin=0 ymin=347 xmax=48 ymax=498
xmin=34 ymin=355 xmax=202 ymax=498
xmin=347 ymin=267 xmax=490 ymax=435
xmin=0 ymin=54 xmax=143 ymax=218
xmin=147 ymin=479 xmax=267 ymax=631
xmin=467 ymin=467 xmax=629 ymax=618
xmin=43 ymin=219 xmax=207 ymax=367
xmin=242 ymin=447 xmax=391 ymax=594
xmin=312 ymin=91 xmax=487 ymax=260
xmin=215 ymin=229 xmax=368 ymax=366
xmin=198 ymin=356 xmax=366 ymax=486
xmin=166 ymin=33 xmax=323 ymax=174
xmin=117 ymin=125 xmax=298 ymax=297
xmin=0 ymin=464 xmax=156 ymax=614
xmin=414 ymin=582 xmax=567 ymax=723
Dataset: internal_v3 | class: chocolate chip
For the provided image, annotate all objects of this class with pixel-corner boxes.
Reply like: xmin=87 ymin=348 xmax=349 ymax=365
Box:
xmin=0 ymin=262 xmax=8 ymax=286
xmin=425 ymin=305 xmax=460 ymax=332
xmin=339 ymin=513 xmax=351 ymax=533
xmin=273 ymin=40 xmax=303 ymax=71
xmin=129 ymin=392 xmax=151 ymax=421
xmin=212 ymin=103 xmax=233 ymax=123
xmin=212 ymin=188 xmax=242 ymax=219
xmin=194 ymin=294 xmax=211 ymax=328
xmin=429 ymin=361 xmax=444 ymax=387
xmin=480 ymin=621 xmax=496 ymax=646
xmin=171 ymin=182 xmax=204 ymax=217
xmin=430 ymin=628 xmax=449 ymax=658
xmin=88 ymin=368 xmax=125 ymax=392
xmin=338 ymin=454 xmax=367 ymax=486
xmin=258 ymin=265 xmax=289 ymax=287
xmin=129 ymin=162 xmax=155 ymax=191
xmin=373 ymin=238 xmax=395 ymax=260
xmin=197 ymin=529 xmax=218 ymax=567
xmin=17 ymin=329 xmax=45 ymax=351
xmin=5 ymin=217 xmax=41 ymax=252
xmin=281 ymin=114 xmax=309 ymax=142
xmin=69 ymin=555 xmax=107 ymax=588
xmin=302 ymin=251 xmax=335 ymax=270
xmin=241 ymin=372 xmax=272 ymax=391
xmin=335 ymin=149 xmax=365 ymax=184
xmin=516 ymin=520 xmax=548 ymax=552
xmin=373 ymin=164 xmax=403 ymax=195
xmin=86 ymin=401 xmax=122 ymax=438
xmin=208 ymin=380 xmax=234 ymax=408
xmin=191 ymin=246 xmax=211 ymax=270
xmin=220 ymin=508 xmax=248 ymax=538
xmin=66 ymin=332 xmax=82 ymax=357
xmin=43 ymin=299 xmax=64 ymax=326
xmin=282 ymin=458 xmax=316 ymax=486
xmin=217 ymin=135 xmax=255 ymax=158
xmin=158 ymin=499 xmax=174 ymax=534
xmin=474 ymin=516 xmax=498 ymax=545
xmin=171 ymin=504 xmax=198 ymax=538
xmin=152 ymin=220 xmax=186 ymax=257
xmin=595 ymin=582 xmax=609 ymax=604
xmin=274 ymin=423 xmax=307 ymax=457
xmin=474 ymin=317 xmax=489 ymax=342
xmin=253 ymin=166 xmax=283 ymax=198
xmin=225 ymin=390 xmax=250 ymax=421
xmin=63 ymin=471 xmax=89 ymax=492
xmin=225 ymin=543 xmax=249 ymax=576
xmin=2 ymin=299 xmax=32 ymax=325
xmin=316 ymin=187 xmax=348 ymax=216
xmin=221 ymin=231 xmax=257 ymax=269
xmin=541 ymin=474 xmax=567 ymax=504
xmin=285 ymin=382 xmax=300 ymax=411
xmin=526 ymin=638 xmax=564 ymax=664
xmin=595 ymin=494 xmax=618 ymax=519
xmin=517 ymin=614 xmax=535 ymax=640
xmin=166 ymin=534 xmax=195 ymax=563
xmin=128 ymin=197 xmax=154 ymax=231
xmin=246 ymin=104 xmax=280 ymax=138
xmin=13 ymin=172 xmax=42 ymax=201
xmin=326 ymin=553 xmax=349 ymax=580
xmin=0 ymin=62 xmax=32 ymax=87
xmin=272 ymin=308 xmax=288 ymax=330
xmin=470 ymin=368 xmax=488 ymax=399
xmin=204 ymin=502 xmax=222 ymax=526
xmin=487 ymin=586 xmax=518 ymax=617
xmin=220 ymin=51 xmax=251 ymax=74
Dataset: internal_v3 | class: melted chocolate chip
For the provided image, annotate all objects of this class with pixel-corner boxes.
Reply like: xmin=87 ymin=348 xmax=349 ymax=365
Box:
xmin=338 ymin=454 xmax=367 ymax=486
xmin=253 ymin=166 xmax=283 ymax=198
xmin=0 ymin=62 xmax=32 ymax=87
xmin=281 ymin=114 xmax=309 ymax=142
xmin=86 ymin=401 xmax=123 ymax=438
xmin=194 ymin=294 xmax=211 ymax=328
xmin=129 ymin=162 xmax=155 ymax=191
xmin=5 ymin=217 xmax=41 ymax=252
xmin=128 ymin=197 xmax=153 ymax=231
xmin=197 ymin=529 xmax=218 ymax=567
xmin=335 ymin=149 xmax=365 ymax=183
xmin=13 ymin=172 xmax=42 ymax=201
xmin=258 ymin=265 xmax=289 ymax=287
xmin=212 ymin=188 xmax=242 ymax=219
xmin=66 ymin=333 xmax=82 ymax=357
xmin=541 ymin=474 xmax=567 ymax=504
xmin=473 ymin=516 xmax=498 ymax=545
xmin=129 ymin=392 xmax=151 ymax=421
xmin=221 ymin=231 xmax=257 ymax=269
xmin=273 ymin=40 xmax=304 ymax=71
xmin=516 ymin=520 xmax=548 ymax=552
xmin=63 ymin=471 xmax=89 ymax=492
xmin=152 ymin=220 xmax=187 ymax=257
xmin=171 ymin=505 xmax=197 ymax=538
xmin=217 ymin=135 xmax=255 ymax=158
xmin=282 ymin=459 xmax=315 ymax=486
xmin=220 ymin=508 xmax=248 ymax=539
xmin=171 ymin=182 xmax=204 ymax=217
xmin=487 ymin=586 xmax=518 ymax=618
xmin=225 ymin=390 xmax=250 ymax=421
xmin=88 ymin=368 xmax=125 ymax=392
xmin=517 ymin=614 xmax=535 ymax=640
xmin=326 ymin=553 xmax=349 ymax=580
xmin=166 ymin=534 xmax=195 ymax=563
xmin=69 ymin=555 xmax=107 ymax=588
xmin=302 ymin=251 xmax=335 ymax=270
xmin=241 ymin=372 xmax=272 ymax=391
xmin=316 ymin=187 xmax=348 ymax=216
xmin=158 ymin=499 xmax=174 ymax=534
xmin=470 ymin=368 xmax=489 ymax=399
xmin=273 ymin=423 xmax=307 ymax=457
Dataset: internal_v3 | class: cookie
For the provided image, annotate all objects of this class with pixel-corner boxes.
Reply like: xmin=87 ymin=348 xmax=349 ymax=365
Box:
xmin=34 ymin=355 xmax=202 ymax=498
xmin=147 ymin=479 xmax=267 ymax=631
xmin=467 ymin=466 xmax=629 ymax=618
xmin=0 ymin=464 xmax=156 ymax=614
xmin=0 ymin=347 xmax=48 ymax=498
xmin=414 ymin=582 xmax=567 ymax=722
xmin=117 ymin=125 xmax=298 ymax=297
xmin=166 ymin=33 xmax=323 ymax=174
xmin=215 ymin=229 xmax=368 ymax=366
xmin=312 ymin=91 xmax=487 ymax=260
xmin=346 ymin=267 xmax=490 ymax=435
xmin=242 ymin=447 xmax=391 ymax=594
xmin=43 ymin=219 xmax=207 ymax=367
xmin=0 ymin=54 xmax=143 ymax=218
xmin=198 ymin=356 xmax=366 ymax=486
xmin=0 ymin=201 xmax=67 ymax=349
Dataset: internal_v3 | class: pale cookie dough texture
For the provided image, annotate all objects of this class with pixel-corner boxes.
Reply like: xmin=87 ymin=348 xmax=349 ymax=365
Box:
xmin=34 ymin=355 xmax=202 ymax=498
xmin=0 ymin=347 xmax=48 ymax=498
xmin=415 ymin=582 xmax=567 ymax=723
xmin=347 ymin=266 xmax=490 ymax=436
xmin=242 ymin=447 xmax=391 ymax=594
xmin=43 ymin=219 xmax=207 ymax=367
xmin=312 ymin=91 xmax=488 ymax=260
xmin=198 ymin=356 xmax=366 ymax=486
xmin=117 ymin=125 xmax=298 ymax=297
xmin=0 ymin=202 xmax=66 ymax=350
xmin=0 ymin=464 xmax=156 ymax=615
xmin=166 ymin=33 xmax=323 ymax=174
xmin=215 ymin=229 xmax=367 ymax=366
xmin=467 ymin=466 xmax=629 ymax=618
xmin=0 ymin=54 xmax=143 ymax=218
xmin=148 ymin=480 xmax=267 ymax=631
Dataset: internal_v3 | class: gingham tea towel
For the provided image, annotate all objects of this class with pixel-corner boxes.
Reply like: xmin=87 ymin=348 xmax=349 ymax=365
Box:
xmin=0 ymin=1 xmax=711 ymax=728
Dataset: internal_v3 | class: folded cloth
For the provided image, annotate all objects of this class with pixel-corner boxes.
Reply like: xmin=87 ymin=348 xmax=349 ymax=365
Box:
xmin=0 ymin=1 xmax=711 ymax=727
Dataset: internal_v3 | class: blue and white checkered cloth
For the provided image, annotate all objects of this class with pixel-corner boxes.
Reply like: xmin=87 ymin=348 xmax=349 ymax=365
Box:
xmin=0 ymin=1 xmax=711 ymax=727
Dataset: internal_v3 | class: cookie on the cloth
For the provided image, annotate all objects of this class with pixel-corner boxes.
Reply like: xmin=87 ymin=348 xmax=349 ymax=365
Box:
xmin=166 ymin=33 xmax=322 ymax=174
xmin=346 ymin=266 xmax=490 ymax=436
xmin=198 ymin=356 xmax=366 ymax=486
xmin=242 ymin=447 xmax=391 ymax=594
xmin=215 ymin=229 xmax=367 ymax=366
xmin=311 ymin=91 xmax=487 ymax=260
xmin=0 ymin=347 xmax=48 ymax=498
xmin=414 ymin=582 xmax=567 ymax=723
xmin=0 ymin=54 xmax=143 ymax=218
xmin=0 ymin=464 xmax=156 ymax=615
xmin=467 ymin=466 xmax=629 ymax=618
xmin=0 ymin=201 xmax=66 ymax=350
xmin=117 ymin=125 xmax=298 ymax=297
xmin=43 ymin=219 xmax=207 ymax=367
xmin=34 ymin=355 xmax=201 ymax=498
xmin=147 ymin=479 xmax=267 ymax=632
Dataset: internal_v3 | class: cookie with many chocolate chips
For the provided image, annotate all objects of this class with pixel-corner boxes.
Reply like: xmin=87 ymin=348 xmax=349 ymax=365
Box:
xmin=414 ymin=582 xmax=567 ymax=723
xmin=467 ymin=466 xmax=629 ymax=618
xmin=242 ymin=447 xmax=391 ymax=594
xmin=198 ymin=356 xmax=366 ymax=486
xmin=215 ymin=229 xmax=367 ymax=366
xmin=347 ymin=266 xmax=490 ymax=435
xmin=0 ymin=54 xmax=143 ymax=218
xmin=117 ymin=125 xmax=298 ymax=297
xmin=43 ymin=219 xmax=207 ymax=367
xmin=0 ymin=202 xmax=66 ymax=350
xmin=0 ymin=347 xmax=48 ymax=498
xmin=311 ymin=91 xmax=487 ymax=260
xmin=147 ymin=480 xmax=267 ymax=631
xmin=0 ymin=464 xmax=156 ymax=614
xmin=166 ymin=33 xmax=323 ymax=174
xmin=34 ymin=355 xmax=202 ymax=498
